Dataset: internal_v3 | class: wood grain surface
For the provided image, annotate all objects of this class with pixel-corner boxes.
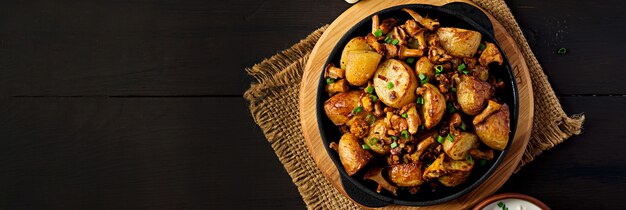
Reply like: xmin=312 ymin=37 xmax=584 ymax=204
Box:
xmin=299 ymin=0 xmax=532 ymax=208
xmin=0 ymin=0 xmax=624 ymax=209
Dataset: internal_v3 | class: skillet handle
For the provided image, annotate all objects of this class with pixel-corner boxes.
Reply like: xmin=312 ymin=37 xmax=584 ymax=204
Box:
xmin=340 ymin=174 xmax=389 ymax=207
xmin=440 ymin=2 xmax=495 ymax=35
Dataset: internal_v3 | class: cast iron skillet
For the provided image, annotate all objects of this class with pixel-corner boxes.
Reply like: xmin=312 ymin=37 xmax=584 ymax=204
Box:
xmin=315 ymin=2 xmax=519 ymax=207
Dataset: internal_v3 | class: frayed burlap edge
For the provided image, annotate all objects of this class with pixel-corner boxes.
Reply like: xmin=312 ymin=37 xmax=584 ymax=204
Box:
xmin=244 ymin=26 xmax=361 ymax=210
xmin=471 ymin=0 xmax=585 ymax=171
xmin=244 ymin=0 xmax=585 ymax=208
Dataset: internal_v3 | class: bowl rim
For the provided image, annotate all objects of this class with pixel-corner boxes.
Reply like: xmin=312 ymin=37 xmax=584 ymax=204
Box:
xmin=315 ymin=3 xmax=520 ymax=206
xmin=472 ymin=193 xmax=551 ymax=210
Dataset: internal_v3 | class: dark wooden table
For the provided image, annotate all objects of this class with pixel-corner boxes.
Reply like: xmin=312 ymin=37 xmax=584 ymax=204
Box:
xmin=0 ymin=0 xmax=624 ymax=209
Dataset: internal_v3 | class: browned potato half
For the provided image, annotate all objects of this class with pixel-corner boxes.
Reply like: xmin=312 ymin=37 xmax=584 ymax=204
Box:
xmin=414 ymin=57 xmax=435 ymax=80
xmin=388 ymin=163 xmax=425 ymax=187
xmin=436 ymin=27 xmax=482 ymax=57
xmin=423 ymin=153 xmax=446 ymax=180
xmin=474 ymin=103 xmax=510 ymax=150
xmin=438 ymin=159 xmax=474 ymax=187
xmin=340 ymin=37 xmax=374 ymax=69
xmin=442 ymin=132 xmax=480 ymax=160
xmin=373 ymin=59 xmax=418 ymax=108
xmin=363 ymin=119 xmax=391 ymax=155
xmin=345 ymin=50 xmax=383 ymax=86
xmin=338 ymin=133 xmax=373 ymax=176
xmin=456 ymin=75 xmax=495 ymax=115
xmin=324 ymin=90 xmax=362 ymax=125
xmin=420 ymin=83 xmax=446 ymax=129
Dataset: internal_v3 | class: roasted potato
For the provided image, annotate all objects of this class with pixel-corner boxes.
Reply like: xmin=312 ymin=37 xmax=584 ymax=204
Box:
xmin=338 ymin=133 xmax=373 ymax=176
xmin=345 ymin=50 xmax=383 ymax=86
xmin=423 ymin=153 xmax=446 ymax=180
xmin=443 ymin=132 xmax=480 ymax=161
xmin=340 ymin=37 xmax=374 ymax=69
xmin=414 ymin=57 xmax=435 ymax=80
xmin=456 ymin=75 xmax=495 ymax=116
xmin=420 ymin=83 xmax=446 ymax=129
xmin=474 ymin=103 xmax=510 ymax=150
xmin=388 ymin=163 xmax=425 ymax=187
xmin=324 ymin=90 xmax=362 ymax=125
xmin=438 ymin=159 xmax=474 ymax=187
xmin=436 ymin=27 xmax=482 ymax=57
xmin=373 ymin=59 xmax=418 ymax=108
xmin=363 ymin=119 xmax=391 ymax=155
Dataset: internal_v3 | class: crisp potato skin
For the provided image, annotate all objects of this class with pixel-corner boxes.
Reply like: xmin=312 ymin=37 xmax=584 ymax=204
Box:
xmin=388 ymin=163 xmax=424 ymax=187
xmin=420 ymin=83 xmax=446 ymax=129
xmin=438 ymin=159 xmax=474 ymax=187
xmin=443 ymin=132 xmax=480 ymax=161
xmin=373 ymin=59 xmax=418 ymax=108
xmin=474 ymin=103 xmax=510 ymax=150
xmin=414 ymin=57 xmax=435 ymax=80
xmin=340 ymin=37 xmax=374 ymax=69
xmin=323 ymin=90 xmax=362 ymax=125
xmin=436 ymin=27 xmax=482 ymax=57
xmin=345 ymin=50 xmax=383 ymax=86
xmin=457 ymin=75 xmax=495 ymax=116
xmin=363 ymin=119 xmax=390 ymax=155
xmin=338 ymin=133 xmax=373 ymax=176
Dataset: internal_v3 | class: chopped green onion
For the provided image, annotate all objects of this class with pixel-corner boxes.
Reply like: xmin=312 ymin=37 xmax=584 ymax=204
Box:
xmin=401 ymin=113 xmax=408 ymax=118
xmin=406 ymin=57 xmax=415 ymax=64
xmin=446 ymin=133 xmax=454 ymax=142
xmin=369 ymin=137 xmax=379 ymax=145
xmin=435 ymin=65 xmax=443 ymax=77
xmin=326 ymin=78 xmax=335 ymax=84
xmin=437 ymin=135 xmax=444 ymax=143
xmin=457 ymin=63 xmax=466 ymax=71
xmin=419 ymin=73 xmax=429 ymax=85
xmin=419 ymin=125 xmax=425 ymax=130
xmin=462 ymin=69 xmax=469 ymax=75
xmin=391 ymin=39 xmax=399 ymax=45
xmin=401 ymin=130 xmax=409 ymax=139
xmin=362 ymin=144 xmax=370 ymax=150
xmin=352 ymin=106 xmax=363 ymax=115
xmin=385 ymin=36 xmax=392 ymax=43
xmin=391 ymin=136 xmax=398 ymax=141
xmin=497 ymin=202 xmax=504 ymax=208
xmin=460 ymin=122 xmax=466 ymax=131
xmin=390 ymin=142 xmax=398 ymax=149
xmin=416 ymin=97 xmax=424 ymax=105
xmin=480 ymin=159 xmax=488 ymax=166
xmin=450 ymin=87 xmax=457 ymax=93
xmin=467 ymin=155 xmax=473 ymax=164
xmin=386 ymin=82 xmax=394 ymax=89
xmin=447 ymin=102 xmax=456 ymax=113
xmin=557 ymin=47 xmax=567 ymax=55
xmin=365 ymin=86 xmax=374 ymax=94
xmin=373 ymin=29 xmax=383 ymax=38
xmin=366 ymin=113 xmax=376 ymax=125
xmin=479 ymin=43 xmax=486 ymax=51
xmin=370 ymin=95 xmax=378 ymax=102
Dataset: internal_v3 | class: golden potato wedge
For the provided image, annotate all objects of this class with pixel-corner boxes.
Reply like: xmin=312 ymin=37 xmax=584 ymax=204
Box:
xmin=340 ymin=37 xmax=374 ymax=69
xmin=323 ymin=90 xmax=362 ymax=125
xmin=436 ymin=27 xmax=482 ymax=57
xmin=420 ymin=83 xmax=446 ymax=129
xmin=373 ymin=59 xmax=418 ymax=108
xmin=414 ymin=57 xmax=435 ymax=81
xmin=438 ymin=159 xmax=474 ymax=187
xmin=363 ymin=119 xmax=390 ymax=155
xmin=442 ymin=132 xmax=480 ymax=161
xmin=456 ymin=75 xmax=495 ymax=115
xmin=338 ymin=133 xmax=373 ymax=176
xmin=345 ymin=50 xmax=383 ymax=86
xmin=423 ymin=153 xmax=446 ymax=180
xmin=474 ymin=103 xmax=510 ymax=150
xmin=388 ymin=163 xmax=425 ymax=187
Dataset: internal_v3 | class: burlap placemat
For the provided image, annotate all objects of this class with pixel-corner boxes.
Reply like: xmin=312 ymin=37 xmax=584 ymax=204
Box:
xmin=244 ymin=0 xmax=585 ymax=209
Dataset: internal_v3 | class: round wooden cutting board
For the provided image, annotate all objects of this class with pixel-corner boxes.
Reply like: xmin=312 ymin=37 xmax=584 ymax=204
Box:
xmin=299 ymin=0 xmax=534 ymax=209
